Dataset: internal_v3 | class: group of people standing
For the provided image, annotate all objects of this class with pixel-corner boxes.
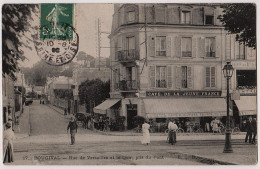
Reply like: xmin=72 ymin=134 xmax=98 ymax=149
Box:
xmin=245 ymin=116 xmax=257 ymax=144
xmin=141 ymin=119 xmax=178 ymax=145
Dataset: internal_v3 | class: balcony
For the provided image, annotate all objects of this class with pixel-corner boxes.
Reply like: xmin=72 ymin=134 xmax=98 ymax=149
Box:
xmin=156 ymin=51 xmax=166 ymax=56
xmin=116 ymin=49 xmax=139 ymax=62
xmin=236 ymin=86 xmax=256 ymax=95
xmin=206 ymin=52 xmax=215 ymax=57
xmin=182 ymin=51 xmax=192 ymax=57
xmin=119 ymin=80 xmax=138 ymax=91
xmin=236 ymin=55 xmax=245 ymax=60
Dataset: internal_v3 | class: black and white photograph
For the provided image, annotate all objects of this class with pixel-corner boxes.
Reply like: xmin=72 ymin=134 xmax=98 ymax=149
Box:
xmin=1 ymin=0 xmax=258 ymax=166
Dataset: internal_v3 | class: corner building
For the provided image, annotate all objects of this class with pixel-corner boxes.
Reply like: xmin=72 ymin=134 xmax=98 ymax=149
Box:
xmin=95 ymin=4 xmax=256 ymax=130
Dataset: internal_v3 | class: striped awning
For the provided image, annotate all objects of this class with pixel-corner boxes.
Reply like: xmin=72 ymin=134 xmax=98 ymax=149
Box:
xmin=93 ymin=99 xmax=121 ymax=114
xmin=234 ymin=96 xmax=257 ymax=116
xmin=143 ymin=98 xmax=230 ymax=118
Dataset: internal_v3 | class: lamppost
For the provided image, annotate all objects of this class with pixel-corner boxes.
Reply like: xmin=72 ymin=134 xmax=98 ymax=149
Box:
xmin=222 ymin=61 xmax=234 ymax=153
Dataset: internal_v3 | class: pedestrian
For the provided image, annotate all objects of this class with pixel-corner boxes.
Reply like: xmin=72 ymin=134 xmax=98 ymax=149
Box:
xmin=141 ymin=119 xmax=150 ymax=145
xmin=168 ymin=119 xmax=178 ymax=145
xmin=245 ymin=116 xmax=254 ymax=143
xmin=3 ymin=122 xmax=15 ymax=163
xmin=252 ymin=117 xmax=257 ymax=144
xmin=67 ymin=116 xmax=78 ymax=145
xmin=210 ymin=118 xmax=219 ymax=133
xmin=99 ymin=116 xmax=104 ymax=131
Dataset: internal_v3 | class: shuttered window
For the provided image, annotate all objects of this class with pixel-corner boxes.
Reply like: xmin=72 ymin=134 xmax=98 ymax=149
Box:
xmin=206 ymin=66 xmax=216 ymax=88
xmin=150 ymin=66 xmax=172 ymax=88
xmin=156 ymin=36 xmax=166 ymax=56
xmin=181 ymin=37 xmax=192 ymax=57
xmin=205 ymin=37 xmax=216 ymax=57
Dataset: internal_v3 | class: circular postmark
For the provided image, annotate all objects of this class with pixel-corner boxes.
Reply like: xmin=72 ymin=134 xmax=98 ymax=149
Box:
xmin=34 ymin=22 xmax=79 ymax=66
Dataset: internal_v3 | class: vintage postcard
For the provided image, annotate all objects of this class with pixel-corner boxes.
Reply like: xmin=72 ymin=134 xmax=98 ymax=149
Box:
xmin=1 ymin=2 xmax=258 ymax=166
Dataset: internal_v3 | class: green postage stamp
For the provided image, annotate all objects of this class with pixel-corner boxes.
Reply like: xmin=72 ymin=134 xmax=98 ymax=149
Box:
xmin=34 ymin=3 xmax=78 ymax=66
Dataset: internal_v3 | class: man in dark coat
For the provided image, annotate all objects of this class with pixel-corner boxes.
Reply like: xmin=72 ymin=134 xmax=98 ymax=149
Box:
xmin=67 ymin=116 xmax=78 ymax=145
xmin=245 ymin=116 xmax=254 ymax=143
xmin=252 ymin=117 xmax=257 ymax=144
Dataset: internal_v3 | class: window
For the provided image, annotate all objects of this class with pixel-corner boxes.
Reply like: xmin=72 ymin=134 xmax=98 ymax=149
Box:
xmin=127 ymin=11 xmax=135 ymax=23
xmin=205 ymin=67 xmax=216 ymax=88
xmin=181 ymin=37 xmax=192 ymax=57
xmin=181 ymin=11 xmax=191 ymax=24
xmin=156 ymin=66 xmax=167 ymax=88
xmin=156 ymin=36 xmax=166 ymax=56
xmin=237 ymin=43 xmax=245 ymax=60
xmin=181 ymin=66 xmax=187 ymax=88
xmin=155 ymin=6 xmax=166 ymax=23
xmin=205 ymin=15 xmax=214 ymax=25
xmin=236 ymin=70 xmax=256 ymax=88
xmin=205 ymin=37 xmax=215 ymax=57
xmin=114 ymin=69 xmax=120 ymax=90
xmin=126 ymin=36 xmax=135 ymax=56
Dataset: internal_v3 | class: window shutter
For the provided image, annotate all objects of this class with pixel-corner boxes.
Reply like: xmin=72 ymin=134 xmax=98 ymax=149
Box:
xmin=166 ymin=36 xmax=172 ymax=57
xmin=132 ymin=66 xmax=136 ymax=81
xmin=211 ymin=67 xmax=216 ymax=87
xmin=167 ymin=66 xmax=172 ymax=88
xmin=148 ymin=36 xmax=155 ymax=57
xmin=187 ymin=66 xmax=193 ymax=89
xmin=192 ymin=37 xmax=197 ymax=57
xmin=174 ymin=37 xmax=181 ymax=57
xmin=175 ymin=66 xmax=181 ymax=89
xmin=198 ymin=37 xmax=205 ymax=58
xmin=121 ymin=67 xmax=126 ymax=80
xmin=117 ymin=35 xmax=122 ymax=51
xmin=235 ymin=42 xmax=239 ymax=59
xmin=215 ymin=36 xmax=220 ymax=58
xmin=205 ymin=67 xmax=210 ymax=87
xmin=149 ymin=66 xmax=156 ymax=88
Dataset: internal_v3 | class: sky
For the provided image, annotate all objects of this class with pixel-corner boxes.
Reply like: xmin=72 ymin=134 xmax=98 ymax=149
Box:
xmin=20 ymin=4 xmax=114 ymax=67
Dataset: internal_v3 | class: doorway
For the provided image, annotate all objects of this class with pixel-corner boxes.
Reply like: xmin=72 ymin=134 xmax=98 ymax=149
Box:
xmin=127 ymin=104 xmax=137 ymax=130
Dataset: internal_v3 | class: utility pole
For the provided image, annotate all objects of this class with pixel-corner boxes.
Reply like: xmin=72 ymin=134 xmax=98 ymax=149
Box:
xmin=98 ymin=18 xmax=101 ymax=71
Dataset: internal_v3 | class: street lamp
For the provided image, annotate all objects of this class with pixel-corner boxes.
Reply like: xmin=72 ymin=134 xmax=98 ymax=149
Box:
xmin=222 ymin=61 xmax=234 ymax=153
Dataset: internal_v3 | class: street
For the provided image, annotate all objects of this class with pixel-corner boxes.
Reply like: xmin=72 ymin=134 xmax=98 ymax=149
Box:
xmin=9 ymin=101 xmax=257 ymax=165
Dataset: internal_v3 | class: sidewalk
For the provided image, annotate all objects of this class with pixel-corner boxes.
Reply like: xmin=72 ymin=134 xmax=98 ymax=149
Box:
xmin=14 ymin=106 xmax=30 ymax=139
xmin=47 ymin=104 xmax=248 ymax=137
xmin=47 ymin=104 xmax=72 ymax=120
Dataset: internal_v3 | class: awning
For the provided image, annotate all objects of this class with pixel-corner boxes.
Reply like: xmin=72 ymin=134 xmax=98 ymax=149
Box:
xmin=143 ymin=98 xmax=230 ymax=118
xmin=93 ymin=99 xmax=121 ymax=114
xmin=234 ymin=96 xmax=257 ymax=116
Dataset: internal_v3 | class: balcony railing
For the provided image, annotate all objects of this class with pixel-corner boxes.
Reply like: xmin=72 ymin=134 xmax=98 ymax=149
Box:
xmin=116 ymin=49 xmax=139 ymax=62
xmin=156 ymin=51 xmax=166 ymax=56
xmin=119 ymin=80 xmax=138 ymax=91
xmin=236 ymin=55 xmax=245 ymax=60
xmin=206 ymin=52 xmax=216 ymax=57
xmin=182 ymin=51 xmax=192 ymax=57
xmin=236 ymin=86 xmax=256 ymax=95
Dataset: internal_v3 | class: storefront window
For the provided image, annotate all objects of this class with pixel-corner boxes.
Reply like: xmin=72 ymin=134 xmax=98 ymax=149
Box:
xmin=236 ymin=70 xmax=256 ymax=89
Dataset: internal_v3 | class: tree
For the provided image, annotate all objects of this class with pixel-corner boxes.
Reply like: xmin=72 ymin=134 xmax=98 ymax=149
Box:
xmin=78 ymin=79 xmax=110 ymax=113
xmin=218 ymin=3 xmax=256 ymax=49
xmin=2 ymin=4 xmax=38 ymax=79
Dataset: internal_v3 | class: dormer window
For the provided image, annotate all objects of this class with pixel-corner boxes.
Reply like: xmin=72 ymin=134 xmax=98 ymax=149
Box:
xmin=205 ymin=15 xmax=214 ymax=25
xmin=181 ymin=11 xmax=191 ymax=24
xmin=127 ymin=11 xmax=136 ymax=23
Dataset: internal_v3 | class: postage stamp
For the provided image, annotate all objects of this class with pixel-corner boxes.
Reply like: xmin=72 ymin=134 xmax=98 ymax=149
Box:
xmin=34 ymin=4 xmax=79 ymax=66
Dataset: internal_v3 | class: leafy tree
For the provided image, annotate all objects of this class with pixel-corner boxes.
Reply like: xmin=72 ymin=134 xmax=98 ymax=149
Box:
xmin=218 ymin=3 xmax=256 ymax=49
xmin=2 ymin=4 xmax=38 ymax=79
xmin=21 ymin=61 xmax=78 ymax=86
xmin=78 ymin=79 xmax=110 ymax=113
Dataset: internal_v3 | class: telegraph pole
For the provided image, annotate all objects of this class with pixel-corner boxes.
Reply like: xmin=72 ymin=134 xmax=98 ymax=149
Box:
xmin=98 ymin=18 xmax=101 ymax=71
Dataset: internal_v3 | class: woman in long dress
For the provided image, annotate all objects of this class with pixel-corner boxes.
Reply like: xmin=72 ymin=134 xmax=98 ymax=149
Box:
xmin=3 ymin=122 xmax=15 ymax=163
xmin=141 ymin=120 xmax=150 ymax=145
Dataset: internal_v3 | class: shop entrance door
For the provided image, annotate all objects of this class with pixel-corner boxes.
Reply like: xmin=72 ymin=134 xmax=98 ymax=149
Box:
xmin=127 ymin=104 xmax=137 ymax=130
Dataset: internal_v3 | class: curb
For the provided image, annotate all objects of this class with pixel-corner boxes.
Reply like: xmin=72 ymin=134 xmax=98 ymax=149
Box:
xmin=168 ymin=152 xmax=237 ymax=165
xmin=47 ymin=104 xmax=71 ymax=120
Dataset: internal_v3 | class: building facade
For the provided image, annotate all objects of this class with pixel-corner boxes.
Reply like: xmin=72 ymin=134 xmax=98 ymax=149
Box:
xmin=98 ymin=4 xmax=256 ymax=130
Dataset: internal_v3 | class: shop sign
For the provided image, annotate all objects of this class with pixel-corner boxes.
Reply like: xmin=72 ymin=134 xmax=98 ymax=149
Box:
xmin=146 ymin=91 xmax=222 ymax=97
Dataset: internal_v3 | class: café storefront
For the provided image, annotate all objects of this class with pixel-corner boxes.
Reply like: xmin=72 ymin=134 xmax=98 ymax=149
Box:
xmin=140 ymin=90 xmax=231 ymax=132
